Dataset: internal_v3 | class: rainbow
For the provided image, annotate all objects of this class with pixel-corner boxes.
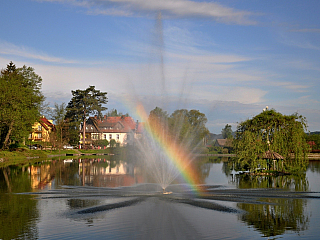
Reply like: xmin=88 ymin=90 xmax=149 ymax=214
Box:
xmin=135 ymin=103 xmax=202 ymax=195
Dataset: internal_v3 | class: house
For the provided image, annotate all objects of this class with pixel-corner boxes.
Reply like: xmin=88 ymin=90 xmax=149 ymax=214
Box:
xmin=80 ymin=115 xmax=143 ymax=146
xmin=214 ymin=139 xmax=233 ymax=148
xmin=28 ymin=116 xmax=55 ymax=142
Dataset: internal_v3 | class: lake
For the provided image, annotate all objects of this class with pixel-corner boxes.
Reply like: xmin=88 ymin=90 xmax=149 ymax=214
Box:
xmin=1 ymin=156 xmax=319 ymax=239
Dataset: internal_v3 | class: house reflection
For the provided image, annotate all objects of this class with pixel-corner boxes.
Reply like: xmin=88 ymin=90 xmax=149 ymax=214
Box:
xmin=78 ymin=158 xmax=144 ymax=187
xmin=28 ymin=164 xmax=54 ymax=190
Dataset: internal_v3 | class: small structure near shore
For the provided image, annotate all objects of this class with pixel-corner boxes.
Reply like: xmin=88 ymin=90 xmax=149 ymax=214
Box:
xmin=262 ymin=150 xmax=284 ymax=171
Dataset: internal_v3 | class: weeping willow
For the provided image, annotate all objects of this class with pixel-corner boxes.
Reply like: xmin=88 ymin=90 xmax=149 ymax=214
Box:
xmin=234 ymin=109 xmax=309 ymax=173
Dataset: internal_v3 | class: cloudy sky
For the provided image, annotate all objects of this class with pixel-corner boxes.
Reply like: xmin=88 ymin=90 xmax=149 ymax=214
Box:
xmin=1 ymin=0 xmax=320 ymax=133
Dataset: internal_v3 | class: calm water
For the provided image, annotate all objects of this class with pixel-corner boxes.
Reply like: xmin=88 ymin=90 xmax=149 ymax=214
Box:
xmin=1 ymin=157 xmax=320 ymax=240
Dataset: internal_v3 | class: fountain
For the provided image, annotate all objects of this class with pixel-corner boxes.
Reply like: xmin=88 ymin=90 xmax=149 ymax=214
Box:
xmin=124 ymin=12 xmax=205 ymax=194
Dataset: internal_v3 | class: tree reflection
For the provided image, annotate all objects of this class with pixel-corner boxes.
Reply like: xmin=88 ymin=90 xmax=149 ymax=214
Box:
xmin=231 ymin=173 xmax=310 ymax=237
xmin=234 ymin=174 xmax=309 ymax=191
xmin=0 ymin=167 xmax=39 ymax=240
xmin=238 ymin=198 xmax=309 ymax=237
xmin=308 ymin=160 xmax=320 ymax=173
xmin=67 ymin=199 xmax=100 ymax=210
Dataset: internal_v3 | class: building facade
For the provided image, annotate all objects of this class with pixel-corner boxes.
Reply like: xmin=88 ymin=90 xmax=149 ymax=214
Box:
xmin=28 ymin=116 xmax=55 ymax=142
xmin=80 ymin=115 xmax=143 ymax=147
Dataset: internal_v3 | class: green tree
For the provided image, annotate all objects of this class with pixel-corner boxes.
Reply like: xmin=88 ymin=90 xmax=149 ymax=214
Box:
xmin=65 ymin=86 xmax=108 ymax=148
xmin=305 ymin=132 xmax=320 ymax=151
xmin=92 ymin=139 xmax=109 ymax=148
xmin=0 ymin=62 xmax=44 ymax=149
xmin=147 ymin=107 xmax=209 ymax=151
xmin=234 ymin=109 xmax=309 ymax=172
xmin=222 ymin=124 xmax=233 ymax=139
xmin=148 ymin=107 xmax=169 ymax=123
xmin=109 ymin=139 xmax=116 ymax=148
xmin=50 ymin=102 xmax=67 ymax=148
xmin=106 ymin=108 xmax=129 ymax=117
xmin=170 ymin=109 xmax=209 ymax=149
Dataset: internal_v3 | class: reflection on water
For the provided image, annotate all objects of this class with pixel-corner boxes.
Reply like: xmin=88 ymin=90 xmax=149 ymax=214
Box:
xmin=78 ymin=159 xmax=145 ymax=187
xmin=1 ymin=157 xmax=320 ymax=239
xmin=238 ymin=198 xmax=309 ymax=237
xmin=0 ymin=167 xmax=39 ymax=239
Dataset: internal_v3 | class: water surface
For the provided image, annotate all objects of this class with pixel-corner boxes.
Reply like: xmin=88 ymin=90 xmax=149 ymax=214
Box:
xmin=1 ymin=157 xmax=319 ymax=239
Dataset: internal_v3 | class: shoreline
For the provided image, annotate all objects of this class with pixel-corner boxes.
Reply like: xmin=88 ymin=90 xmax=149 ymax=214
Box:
xmin=1 ymin=151 xmax=320 ymax=167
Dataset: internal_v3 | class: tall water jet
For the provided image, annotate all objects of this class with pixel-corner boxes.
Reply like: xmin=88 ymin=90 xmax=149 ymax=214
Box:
xmin=126 ymin=12 xmax=207 ymax=193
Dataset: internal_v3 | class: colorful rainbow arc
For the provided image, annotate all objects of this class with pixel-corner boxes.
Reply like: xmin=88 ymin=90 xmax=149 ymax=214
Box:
xmin=135 ymin=103 xmax=202 ymax=195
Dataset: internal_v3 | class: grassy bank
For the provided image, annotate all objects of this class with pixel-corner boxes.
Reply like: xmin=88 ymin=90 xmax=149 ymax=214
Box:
xmin=0 ymin=148 xmax=111 ymax=167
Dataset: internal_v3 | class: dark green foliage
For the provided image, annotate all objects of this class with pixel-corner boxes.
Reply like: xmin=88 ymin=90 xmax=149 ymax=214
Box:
xmin=0 ymin=62 xmax=44 ymax=149
xmin=66 ymin=85 xmax=108 ymax=122
xmin=50 ymin=102 xmax=67 ymax=148
xmin=65 ymin=86 xmax=108 ymax=147
xmin=149 ymin=107 xmax=169 ymax=123
xmin=207 ymin=145 xmax=224 ymax=154
xmin=106 ymin=108 xmax=129 ymax=117
xmin=0 ymin=167 xmax=39 ymax=239
xmin=169 ymin=109 xmax=209 ymax=148
xmin=234 ymin=109 xmax=309 ymax=173
xmin=148 ymin=107 xmax=209 ymax=150
xmin=222 ymin=124 xmax=233 ymax=139
xmin=305 ymin=132 xmax=320 ymax=151
xmin=92 ymin=139 xmax=109 ymax=147
xmin=109 ymin=139 xmax=116 ymax=148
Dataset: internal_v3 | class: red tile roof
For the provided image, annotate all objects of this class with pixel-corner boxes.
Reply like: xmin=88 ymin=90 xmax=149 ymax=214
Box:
xmin=39 ymin=117 xmax=55 ymax=131
xmin=87 ymin=116 xmax=139 ymax=133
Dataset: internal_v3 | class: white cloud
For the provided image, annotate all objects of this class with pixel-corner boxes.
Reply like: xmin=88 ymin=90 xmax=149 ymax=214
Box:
xmin=289 ymin=28 xmax=320 ymax=33
xmin=39 ymin=0 xmax=257 ymax=25
xmin=0 ymin=41 xmax=77 ymax=64
xmin=272 ymin=81 xmax=310 ymax=92
xmin=278 ymin=35 xmax=320 ymax=51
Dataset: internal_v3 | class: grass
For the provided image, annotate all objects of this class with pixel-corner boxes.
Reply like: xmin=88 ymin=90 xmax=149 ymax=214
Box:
xmin=0 ymin=147 xmax=111 ymax=167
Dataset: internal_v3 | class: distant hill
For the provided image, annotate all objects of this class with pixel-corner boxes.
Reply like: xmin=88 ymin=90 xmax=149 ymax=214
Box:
xmin=208 ymin=133 xmax=222 ymax=140
xmin=309 ymin=131 xmax=320 ymax=135
xmin=208 ymin=132 xmax=235 ymax=140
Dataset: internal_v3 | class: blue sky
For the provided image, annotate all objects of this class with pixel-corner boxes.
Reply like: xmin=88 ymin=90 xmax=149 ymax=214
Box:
xmin=1 ymin=0 xmax=320 ymax=133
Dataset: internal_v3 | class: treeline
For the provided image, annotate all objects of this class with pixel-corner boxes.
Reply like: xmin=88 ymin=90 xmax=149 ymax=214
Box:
xmin=0 ymin=62 xmax=44 ymax=149
xmin=147 ymin=107 xmax=209 ymax=151
xmin=0 ymin=61 xmax=209 ymax=151
xmin=305 ymin=132 xmax=320 ymax=152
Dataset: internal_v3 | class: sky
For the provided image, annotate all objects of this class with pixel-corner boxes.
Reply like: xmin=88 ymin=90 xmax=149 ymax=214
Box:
xmin=1 ymin=0 xmax=320 ymax=133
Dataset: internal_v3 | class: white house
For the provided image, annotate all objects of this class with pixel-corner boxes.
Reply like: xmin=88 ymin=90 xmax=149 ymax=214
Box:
xmin=81 ymin=115 xmax=142 ymax=146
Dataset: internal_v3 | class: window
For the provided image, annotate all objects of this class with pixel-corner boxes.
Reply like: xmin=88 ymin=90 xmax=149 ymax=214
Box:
xmin=116 ymin=134 xmax=120 ymax=140
xmin=104 ymin=134 xmax=107 ymax=139
xmin=38 ymin=125 xmax=42 ymax=131
xmin=38 ymin=133 xmax=42 ymax=139
xmin=109 ymin=134 xmax=112 ymax=140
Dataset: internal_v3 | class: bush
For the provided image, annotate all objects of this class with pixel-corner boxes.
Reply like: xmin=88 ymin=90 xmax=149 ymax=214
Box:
xmin=9 ymin=143 xmax=22 ymax=151
xmin=222 ymin=148 xmax=229 ymax=154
